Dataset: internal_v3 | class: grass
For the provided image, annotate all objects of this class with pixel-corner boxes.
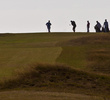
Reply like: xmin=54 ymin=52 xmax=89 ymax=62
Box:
xmin=0 ymin=63 xmax=110 ymax=96
xmin=0 ymin=91 xmax=104 ymax=100
xmin=0 ymin=32 xmax=110 ymax=99
xmin=87 ymin=48 xmax=110 ymax=74
xmin=0 ymin=33 xmax=87 ymax=79
xmin=57 ymin=33 xmax=110 ymax=75
xmin=0 ymin=47 xmax=62 ymax=79
xmin=57 ymin=46 xmax=87 ymax=69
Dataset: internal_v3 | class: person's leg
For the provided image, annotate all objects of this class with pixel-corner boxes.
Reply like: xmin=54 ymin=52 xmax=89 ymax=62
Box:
xmin=105 ymin=27 xmax=107 ymax=32
xmin=73 ymin=26 xmax=75 ymax=32
xmin=48 ymin=27 xmax=51 ymax=33
xmin=107 ymin=27 xmax=109 ymax=32
xmin=47 ymin=27 xmax=51 ymax=33
xmin=87 ymin=27 xmax=89 ymax=32
xmin=105 ymin=27 xmax=109 ymax=32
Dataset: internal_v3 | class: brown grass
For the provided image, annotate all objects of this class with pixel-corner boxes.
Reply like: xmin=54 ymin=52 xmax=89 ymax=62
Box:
xmin=0 ymin=90 xmax=105 ymax=100
xmin=58 ymin=34 xmax=110 ymax=46
xmin=56 ymin=33 xmax=110 ymax=76
xmin=87 ymin=48 xmax=110 ymax=74
xmin=0 ymin=63 xmax=110 ymax=96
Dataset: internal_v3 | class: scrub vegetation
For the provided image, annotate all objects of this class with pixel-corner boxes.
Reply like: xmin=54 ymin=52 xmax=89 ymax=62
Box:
xmin=0 ymin=32 xmax=110 ymax=100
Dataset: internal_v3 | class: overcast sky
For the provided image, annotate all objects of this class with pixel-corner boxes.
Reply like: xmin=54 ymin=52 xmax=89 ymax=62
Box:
xmin=0 ymin=0 xmax=110 ymax=33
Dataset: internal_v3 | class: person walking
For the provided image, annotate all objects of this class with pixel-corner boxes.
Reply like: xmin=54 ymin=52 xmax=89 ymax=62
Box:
xmin=46 ymin=20 xmax=52 ymax=33
xmin=87 ymin=21 xmax=90 ymax=32
xmin=103 ymin=19 xmax=109 ymax=32
xmin=70 ymin=20 xmax=76 ymax=32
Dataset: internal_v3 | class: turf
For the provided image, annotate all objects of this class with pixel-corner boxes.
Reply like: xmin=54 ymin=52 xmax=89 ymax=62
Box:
xmin=0 ymin=32 xmax=110 ymax=99
xmin=0 ymin=33 xmax=88 ymax=79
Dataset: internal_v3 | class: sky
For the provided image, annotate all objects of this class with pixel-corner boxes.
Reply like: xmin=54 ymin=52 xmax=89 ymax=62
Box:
xmin=0 ymin=0 xmax=110 ymax=33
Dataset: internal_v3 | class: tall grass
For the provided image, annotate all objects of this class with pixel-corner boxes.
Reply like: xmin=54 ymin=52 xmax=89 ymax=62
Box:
xmin=0 ymin=63 xmax=110 ymax=96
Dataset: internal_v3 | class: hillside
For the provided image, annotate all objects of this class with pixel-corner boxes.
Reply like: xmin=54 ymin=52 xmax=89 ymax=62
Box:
xmin=0 ymin=63 xmax=110 ymax=96
xmin=57 ymin=33 xmax=110 ymax=75
xmin=0 ymin=32 xmax=110 ymax=99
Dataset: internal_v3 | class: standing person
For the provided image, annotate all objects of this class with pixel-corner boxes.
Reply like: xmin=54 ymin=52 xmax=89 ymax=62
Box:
xmin=87 ymin=21 xmax=90 ymax=32
xmin=94 ymin=24 xmax=99 ymax=32
xmin=95 ymin=21 xmax=101 ymax=32
xmin=46 ymin=20 xmax=52 ymax=33
xmin=103 ymin=19 xmax=109 ymax=32
xmin=70 ymin=20 xmax=76 ymax=32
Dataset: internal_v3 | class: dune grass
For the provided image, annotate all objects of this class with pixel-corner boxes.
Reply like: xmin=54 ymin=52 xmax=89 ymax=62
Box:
xmin=0 ymin=63 xmax=110 ymax=96
xmin=0 ymin=32 xmax=110 ymax=99
xmin=57 ymin=33 xmax=110 ymax=75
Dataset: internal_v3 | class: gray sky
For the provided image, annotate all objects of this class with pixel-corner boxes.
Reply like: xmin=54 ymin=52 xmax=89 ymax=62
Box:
xmin=0 ymin=0 xmax=110 ymax=33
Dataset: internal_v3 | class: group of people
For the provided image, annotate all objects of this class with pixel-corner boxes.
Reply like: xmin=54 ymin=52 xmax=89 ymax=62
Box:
xmin=46 ymin=19 xmax=109 ymax=33
xmin=94 ymin=19 xmax=109 ymax=32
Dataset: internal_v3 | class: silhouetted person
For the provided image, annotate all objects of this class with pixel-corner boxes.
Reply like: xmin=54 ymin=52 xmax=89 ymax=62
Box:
xmin=46 ymin=20 xmax=51 ymax=33
xmin=87 ymin=21 xmax=90 ymax=32
xmin=103 ymin=19 xmax=109 ymax=32
xmin=102 ymin=27 xmax=105 ymax=32
xmin=94 ymin=25 xmax=98 ymax=32
xmin=70 ymin=20 xmax=76 ymax=32
xmin=94 ymin=21 xmax=101 ymax=32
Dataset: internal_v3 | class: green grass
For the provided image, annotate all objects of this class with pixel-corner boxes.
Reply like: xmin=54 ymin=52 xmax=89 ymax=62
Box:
xmin=57 ymin=46 xmax=87 ymax=69
xmin=0 ymin=47 xmax=62 ymax=79
xmin=0 ymin=33 xmax=88 ymax=79
xmin=0 ymin=32 xmax=110 ymax=99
